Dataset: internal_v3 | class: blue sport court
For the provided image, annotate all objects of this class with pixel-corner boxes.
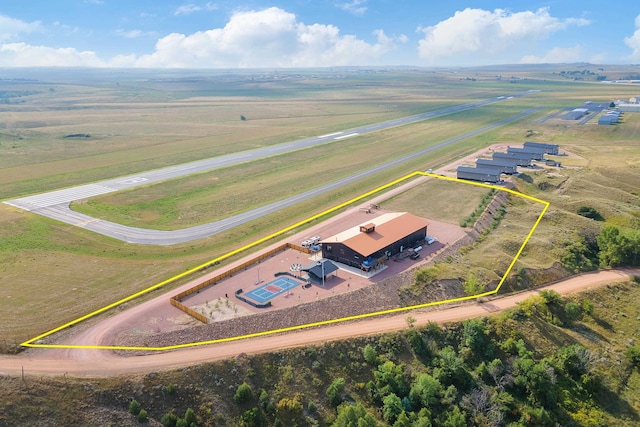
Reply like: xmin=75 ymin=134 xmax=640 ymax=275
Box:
xmin=244 ymin=276 xmax=303 ymax=304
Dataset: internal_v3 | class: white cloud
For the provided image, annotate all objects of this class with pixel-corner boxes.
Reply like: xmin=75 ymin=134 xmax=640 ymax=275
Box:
xmin=0 ymin=14 xmax=42 ymax=42
xmin=115 ymin=29 xmax=155 ymax=39
xmin=116 ymin=29 xmax=143 ymax=38
xmin=624 ymin=14 xmax=640 ymax=60
xmin=0 ymin=7 xmax=401 ymax=68
xmin=520 ymin=45 xmax=584 ymax=64
xmin=175 ymin=3 xmax=217 ymax=15
xmin=0 ymin=43 xmax=105 ymax=67
xmin=135 ymin=7 xmax=401 ymax=68
xmin=338 ymin=0 xmax=368 ymax=16
xmin=175 ymin=4 xmax=202 ymax=16
xmin=417 ymin=7 xmax=590 ymax=65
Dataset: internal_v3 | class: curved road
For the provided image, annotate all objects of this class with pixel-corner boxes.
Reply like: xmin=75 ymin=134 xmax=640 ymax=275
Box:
xmin=4 ymin=91 xmax=539 ymax=245
xmin=0 ymin=268 xmax=637 ymax=377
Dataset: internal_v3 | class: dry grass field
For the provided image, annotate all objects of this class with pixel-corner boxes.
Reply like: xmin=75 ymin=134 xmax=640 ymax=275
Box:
xmin=1 ymin=66 xmax=639 ymax=348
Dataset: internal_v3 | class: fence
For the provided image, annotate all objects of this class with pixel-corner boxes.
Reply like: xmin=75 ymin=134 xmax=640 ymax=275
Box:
xmin=169 ymin=298 xmax=208 ymax=323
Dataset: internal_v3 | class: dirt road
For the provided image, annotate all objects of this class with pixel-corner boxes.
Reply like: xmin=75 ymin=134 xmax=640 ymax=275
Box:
xmin=0 ymin=268 xmax=637 ymax=377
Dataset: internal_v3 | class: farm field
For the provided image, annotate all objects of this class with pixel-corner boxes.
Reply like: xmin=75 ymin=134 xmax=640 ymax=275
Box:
xmin=1 ymin=66 xmax=640 ymax=349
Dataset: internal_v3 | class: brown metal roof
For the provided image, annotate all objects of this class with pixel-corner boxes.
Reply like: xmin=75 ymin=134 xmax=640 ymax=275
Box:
xmin=324 ymin=212 xmax=429 ymax=257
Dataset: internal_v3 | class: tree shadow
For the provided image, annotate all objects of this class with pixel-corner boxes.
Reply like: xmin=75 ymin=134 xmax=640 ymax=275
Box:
xmin=571 ymin=323 xmax=610 ymax=344
xmin=590 ymin=314 xmax=614 ymax=331
xmin=529 ymin=317 xmax=577 ymax=352
xmin=596 ymin=382 xmax=640 ymax=422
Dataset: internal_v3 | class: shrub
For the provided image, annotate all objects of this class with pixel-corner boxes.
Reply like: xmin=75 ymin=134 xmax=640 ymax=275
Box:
xmin=129 ymin=399 xmax=142 ymax=416
xmin=539 ymin=289 xmax=562 ymax=306
xmin=184 ymin=408 xmax=197 ymax=426
xmin=276 ymin=396 xmax=304 ymax=424
xmin=462 ymin=273 xmax=484 ymax=296
xmin=165 ymin=383 xmax=177 ymax=395
xmin=307 ymin=400 xmax=317 ymax=413
xmin=326 ymin=378 xmax=346 ymax=407
xmin=406 ymin=328 xmax=428 ymax=357
xmin=382 ymin=393 xmax=403 ymax=424
xmin=626 ymin=346 xmax=640 ymax=367
xmin=240 ymin=408 xmax=263 ymax=427
xmin=363 ymin=344 xmax=379 ymax=365
xmin=234 ymin=382 xmax=253 ymax=403
xmin=582 ymin=299 xmax=594 ymax=314
xmin=137 ymin=409 xmax=148 ymax=423
xmin=161 ymin=413 xmax=179 ymax=427
xmin=564 ymin=302 xmax=582 ymax=320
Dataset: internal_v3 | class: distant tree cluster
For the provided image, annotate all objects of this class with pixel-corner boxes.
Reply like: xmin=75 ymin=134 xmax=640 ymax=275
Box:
xmin=561 ymin=225 xmax=640 ymax=272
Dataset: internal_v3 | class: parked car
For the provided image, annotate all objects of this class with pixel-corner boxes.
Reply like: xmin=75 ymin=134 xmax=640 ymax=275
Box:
xmin=425 ymin=235 xmax=438 ymax=245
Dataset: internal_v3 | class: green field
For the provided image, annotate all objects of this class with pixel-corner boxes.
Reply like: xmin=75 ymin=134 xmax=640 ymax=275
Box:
xmin=1 ymin=66 xmax=639 ymax=348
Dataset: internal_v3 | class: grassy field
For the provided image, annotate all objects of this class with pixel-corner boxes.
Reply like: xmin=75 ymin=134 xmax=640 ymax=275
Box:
xmin=382 ymin=178 xmax=491 ymax=225
xmin=1 ymin=66 xmax=640 ymax=348
xmin=69 ymin=106 xmax=522 ymax=229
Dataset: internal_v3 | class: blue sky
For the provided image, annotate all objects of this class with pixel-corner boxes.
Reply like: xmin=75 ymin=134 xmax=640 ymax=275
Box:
xmin=1 ymin=1 xmax=639 ymax=67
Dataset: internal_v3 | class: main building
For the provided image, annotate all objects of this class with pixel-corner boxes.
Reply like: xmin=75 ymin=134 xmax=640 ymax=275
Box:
xmin=320 ymin=212 xmax=430 ymax=269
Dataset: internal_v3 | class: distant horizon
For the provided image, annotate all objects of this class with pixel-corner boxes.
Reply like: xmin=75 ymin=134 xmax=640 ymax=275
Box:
xmin=1 ymin=62 xmax=640 ymax=71
xmin=2 ymin=2 xmax=640 ymax=68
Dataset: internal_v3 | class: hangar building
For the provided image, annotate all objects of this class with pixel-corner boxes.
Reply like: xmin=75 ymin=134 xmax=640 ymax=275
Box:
xmin=493 ymin=151 xmax=532 ymax=167
xmin=563 ymin=108 xmax=589 ymax=120
xmin=475 ymin=158 xmax=518 ymax=174
xmin=456 ymin=166 xmax=501 ymax=183
xmin=507 ymin=146 xmax=544 ymax=161
xmin=320 ymin=212 xmax=429 ymax=269
xmin=523 ymin=141 xmax=559 ymax=155
xmin=598 ymin=111 xmax=621 ymax=125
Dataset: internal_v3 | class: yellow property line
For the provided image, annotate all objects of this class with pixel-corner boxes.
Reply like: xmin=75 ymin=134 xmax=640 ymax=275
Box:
xmin=22 ymin=171 xmax=549 ymax=351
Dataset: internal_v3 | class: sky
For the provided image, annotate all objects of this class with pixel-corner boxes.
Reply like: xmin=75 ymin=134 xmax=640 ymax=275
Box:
xmin=1 ymin=1 xmax=640 ymax=68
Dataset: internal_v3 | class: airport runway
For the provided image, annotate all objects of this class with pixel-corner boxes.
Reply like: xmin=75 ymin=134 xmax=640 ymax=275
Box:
xmin=4 ymin=91 xmax=540 ymax=245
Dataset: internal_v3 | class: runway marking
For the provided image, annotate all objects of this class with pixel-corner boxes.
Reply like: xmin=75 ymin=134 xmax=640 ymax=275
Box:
xmin=117 ymin=177 xmax=148 ymax=185
xmin=21 ymin=171 xmax=549 ymax=352
xmin=319 ymin=132 xmax=343 ymax=138
xmin=5 ymin=184 xmax=117 ymax=209
xmin=333 ymin=133 xmax=359 ymax=140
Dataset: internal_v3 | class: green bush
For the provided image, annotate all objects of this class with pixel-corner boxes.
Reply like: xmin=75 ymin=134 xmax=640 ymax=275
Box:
xmin=307 ymin=400 xmax=317 ymax=413
xmin=564 ymin=302 xmax=582 ymax=320
xmin=161 ymin=413 xmax=179 ymax=427
xmin=184 ymin=408 xmax=197 ymax=426
xmin=137 ymin=409 xmax=148 ymax=423
xmin=363 ymin=343 xmax=379 ymax=365
xmin=233 ymin=382 xmax=253 ymax=403
xmin=326 ymin=377 xmax=346 ymax=407
xmin=129 ymin=399 xmax=142 ymax=416
xmin=626 ymin=346 xmax=640 ymax=367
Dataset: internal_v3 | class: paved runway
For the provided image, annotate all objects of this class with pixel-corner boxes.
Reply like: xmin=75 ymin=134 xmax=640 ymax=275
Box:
xmin=4 ymin=91 xmax=539 ymax=245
